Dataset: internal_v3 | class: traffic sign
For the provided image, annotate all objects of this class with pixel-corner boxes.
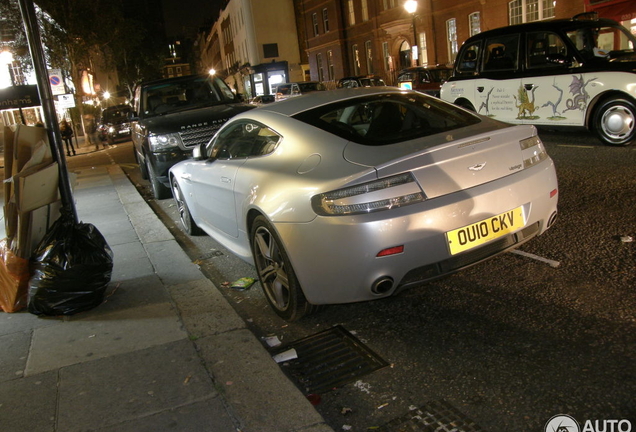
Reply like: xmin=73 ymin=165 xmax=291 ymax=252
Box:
xmin=48 ymin=68 xmax=65 ymax=95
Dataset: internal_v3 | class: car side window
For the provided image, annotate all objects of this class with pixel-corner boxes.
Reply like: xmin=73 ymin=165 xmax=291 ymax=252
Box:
xmin=526 ymin=31 xmax=568 ymax=69
xmin=208 ymin=121 xmax=280 ymax=159
xmin=457 ymin=42 xmax=480 ymax=74
xmin=483 ymin=34 xmax=520 ymax=71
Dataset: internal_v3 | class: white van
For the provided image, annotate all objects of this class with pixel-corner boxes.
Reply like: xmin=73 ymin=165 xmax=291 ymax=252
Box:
xmin=440 ymin=13 xmax=636 ymax=146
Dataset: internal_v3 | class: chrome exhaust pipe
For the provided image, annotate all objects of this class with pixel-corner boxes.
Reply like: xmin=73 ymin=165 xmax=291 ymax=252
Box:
xmin=371 ymin=277 xmax=394 ymax=295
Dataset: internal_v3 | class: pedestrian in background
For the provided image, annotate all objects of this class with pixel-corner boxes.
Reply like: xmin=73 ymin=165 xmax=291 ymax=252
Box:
xmin=60 ymin=119 xmax=76 ymax=156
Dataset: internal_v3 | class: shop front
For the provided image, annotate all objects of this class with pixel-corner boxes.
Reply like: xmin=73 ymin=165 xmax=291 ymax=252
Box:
xmin=586 ymin=0 xmax=636 ymax=23
xmin=241 ymin=61 xmax=290 ymax=99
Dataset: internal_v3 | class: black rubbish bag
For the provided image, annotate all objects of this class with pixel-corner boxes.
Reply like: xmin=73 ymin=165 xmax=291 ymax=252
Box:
xmin=28 ymin=214 xmax=114 ymax=316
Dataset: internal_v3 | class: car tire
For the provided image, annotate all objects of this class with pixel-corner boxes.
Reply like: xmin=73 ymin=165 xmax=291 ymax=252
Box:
xmin=250 ymin=215 xmax=318 ymax=321
xmin=146 ymin=158 xmax=171 ymax=200
xmin=171 ymin=178 xmax=204 ymax=236
xmin=593 ymin=98 xmax=636 ymax=146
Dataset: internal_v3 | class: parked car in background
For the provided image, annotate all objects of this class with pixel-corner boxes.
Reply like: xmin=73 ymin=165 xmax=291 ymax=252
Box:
xmin=249 ymin=94 xmax=275 ymax=106
xmin=169 ymin=87 xmax=559 ymax=321
xmin=98 ymin=104 xmax=132 ymax=144
xmin=337 ymin=76 xmax=386 ymax=88
xmin=397 ymin=65 xmax=452 ymax=97
xmin=440 ymin=12 xmax=636 ymax=146
xmin=130 ymin=74 xmax=254 ymax=199
xmin=275 ymin=81 xmax=326 ymax=101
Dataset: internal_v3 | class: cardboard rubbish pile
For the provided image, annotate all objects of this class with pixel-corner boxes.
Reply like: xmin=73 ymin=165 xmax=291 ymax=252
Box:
xmin=0 ymin=124 xmax=62 ymax=312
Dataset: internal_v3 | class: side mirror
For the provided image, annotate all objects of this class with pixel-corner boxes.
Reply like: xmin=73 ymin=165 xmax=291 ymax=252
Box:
xmin=192 ymin=142 xmax=206 ymax=160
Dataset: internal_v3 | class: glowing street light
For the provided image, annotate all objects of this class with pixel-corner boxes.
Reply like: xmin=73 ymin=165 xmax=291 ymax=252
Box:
xmin=209 ymin=68 xmax=216 ymax=76
xmin=404 ymin=0 xmax=419 ymax=66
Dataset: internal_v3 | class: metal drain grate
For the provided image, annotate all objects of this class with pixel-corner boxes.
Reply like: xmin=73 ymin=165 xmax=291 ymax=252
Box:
xmin=274 ymin=325 xmax=388 ymax=394
xmin=377 ymin=400 xmax=486 ymax=432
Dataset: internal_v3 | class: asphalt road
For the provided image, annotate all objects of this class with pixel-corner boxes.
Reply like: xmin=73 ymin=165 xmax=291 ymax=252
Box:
xmin=72 ymin=127 xmax=635 ymax=432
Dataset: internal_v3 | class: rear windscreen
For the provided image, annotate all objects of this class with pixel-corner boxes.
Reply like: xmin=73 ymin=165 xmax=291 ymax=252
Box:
xmin=293 ymin=93 xmax=481 ymax=146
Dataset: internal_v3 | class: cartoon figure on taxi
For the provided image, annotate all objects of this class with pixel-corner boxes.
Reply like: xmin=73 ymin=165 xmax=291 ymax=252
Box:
xmin=564 ymin=74 xmax=596 ymax=112
xmin=515 ymin=85 xmax=539 ymax=119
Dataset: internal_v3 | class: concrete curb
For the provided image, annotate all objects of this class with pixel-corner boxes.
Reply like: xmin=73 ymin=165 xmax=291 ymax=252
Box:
xmin=108 ymin=165 xmax=334 ymax=432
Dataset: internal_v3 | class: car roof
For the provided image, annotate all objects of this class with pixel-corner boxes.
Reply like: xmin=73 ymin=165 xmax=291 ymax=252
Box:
xmin=399 ymin=65 xmax=451 ymax=72
xmin=257 ymin=87 xmax=412 ymax=116
xmin=140 ymin=74 xmax=211 ymax=88
xmin=462 ymin=16 xmax=621 ymax=45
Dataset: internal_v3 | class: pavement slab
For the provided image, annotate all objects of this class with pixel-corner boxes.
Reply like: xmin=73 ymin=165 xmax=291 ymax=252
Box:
xmin=0 ymin=330 xmax=31 ymax=381
xmin=0 ymin=370 xmax=58 ymax=432
xmin=167 ymin=278 xmax=246 ymax=338
xmin=57 ymin=340 xmax=218 ymax=432
xmin=26 ymin=301 xmax=187 ymax=375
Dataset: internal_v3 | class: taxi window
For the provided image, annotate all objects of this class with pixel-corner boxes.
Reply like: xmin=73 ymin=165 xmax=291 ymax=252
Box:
xmin=526 ymin=31 xmax=568 ymax=69
xmin=457 ymin=42 xmax=480 ymax=74
xmin=483 ymin=34 xmax=520 ymax=71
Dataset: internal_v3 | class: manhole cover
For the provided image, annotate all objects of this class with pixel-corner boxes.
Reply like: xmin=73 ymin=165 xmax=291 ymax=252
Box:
xmin=273 ymin=325 xmax=388 ymax=394
xmin=377 ymin=400 xmax=486 ymax=432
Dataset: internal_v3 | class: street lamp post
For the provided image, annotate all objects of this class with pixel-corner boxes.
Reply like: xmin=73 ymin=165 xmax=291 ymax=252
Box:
xmin=404 ymin=0 xmax=419 ymax=67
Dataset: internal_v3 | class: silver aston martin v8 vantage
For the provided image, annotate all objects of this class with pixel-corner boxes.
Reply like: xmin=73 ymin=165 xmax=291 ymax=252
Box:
xmin=169 ymin=87 xmax=559 ymax=321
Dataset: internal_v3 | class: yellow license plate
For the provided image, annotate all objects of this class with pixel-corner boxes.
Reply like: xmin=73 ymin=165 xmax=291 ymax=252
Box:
xmin=446 ymin=207 xmax=525 ymax=255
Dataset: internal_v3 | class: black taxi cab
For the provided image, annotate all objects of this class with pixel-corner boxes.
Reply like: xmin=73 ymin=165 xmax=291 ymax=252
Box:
xmin=440 ymin=13 xmax=636 ymax=146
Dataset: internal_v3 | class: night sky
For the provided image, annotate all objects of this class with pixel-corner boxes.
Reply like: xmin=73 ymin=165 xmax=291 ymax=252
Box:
xmin=161 ymin=0 xmax=225 ymax=38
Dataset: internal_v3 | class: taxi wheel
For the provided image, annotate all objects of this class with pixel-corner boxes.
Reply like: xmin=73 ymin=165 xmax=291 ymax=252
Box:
xmin=171 ymin=178 xmax=204 ymax=236
xmin=456 ymin=99 xmax=476 ymax=112
xmin=593 ymin=98 xmax=636 ymax=146
xmin=250 ymin=215 xmax=318 ymax=321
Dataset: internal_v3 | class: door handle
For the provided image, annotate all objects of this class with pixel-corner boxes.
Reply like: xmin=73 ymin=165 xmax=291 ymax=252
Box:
xmin=477 ymin=86 xmax=484 ymax=93
xmin=524 ymin=83 xmax=534 ymax=90
xmin=221 ymin=176 xmax=231 ymax=184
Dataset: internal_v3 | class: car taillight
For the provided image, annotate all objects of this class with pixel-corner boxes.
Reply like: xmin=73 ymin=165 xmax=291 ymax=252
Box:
xmin=520 ymin=136 xmax=548 ymax=169
xmin=311 ymin=172 xmax=426 ymax=216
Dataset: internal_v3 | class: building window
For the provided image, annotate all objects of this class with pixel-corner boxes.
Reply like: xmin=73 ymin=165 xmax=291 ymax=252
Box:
xmin=317 ymin=53 xmax=324 ymax=82
xmin=419 ymin=32 xmax=428 ymax=66
xmin=509 ymin=0 xmax=554 ymax=24
xmin=348 ymin=0 xmax=356 ymax=26
xmin=365 ymin=40 xmax=373 ymax=74
xmin=446 ymin=18 xmax=458 ymax=62
xmin=328 ymin=50 xmax=334 ymax=80
xmin=362 ymin=0 xmax=369 ymax=22
xmin=263 ymin=43 xmax=279 ymax=58
xmin=312 ymin=13 xmax=319 ymax=36
xmin=469 ymin=12 xmax=481 ymax=36
xmin=323 ymin=8 xmax=329 ymax=32
xmin=352 ymin=44 xmax=360 ymax=75
xmin=382 ymin=41 xmax=390 ymax=72
xmin=542 ymin=0 xmax=555 ymax=21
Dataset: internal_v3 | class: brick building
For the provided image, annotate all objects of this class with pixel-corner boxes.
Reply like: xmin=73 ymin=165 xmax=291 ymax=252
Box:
xmin=300 ymin=0 xmax=635 ymax=86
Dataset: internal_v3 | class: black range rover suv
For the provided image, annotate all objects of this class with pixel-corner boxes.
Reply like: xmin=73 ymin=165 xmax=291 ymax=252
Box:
xmin=131 ymin=74 xmax=254 ymax=199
